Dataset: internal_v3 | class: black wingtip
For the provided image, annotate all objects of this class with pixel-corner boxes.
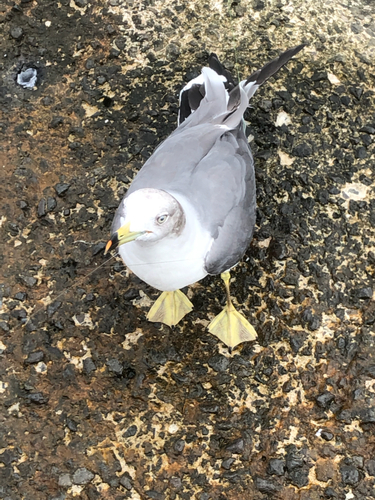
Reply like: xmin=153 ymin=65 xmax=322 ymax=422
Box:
xmin=245 ymin=43 xmax=307 ymax=86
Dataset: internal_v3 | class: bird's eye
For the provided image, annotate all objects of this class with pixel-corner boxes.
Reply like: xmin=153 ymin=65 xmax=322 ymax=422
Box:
xmin=156 ymin=214 xmax=168 ymax=224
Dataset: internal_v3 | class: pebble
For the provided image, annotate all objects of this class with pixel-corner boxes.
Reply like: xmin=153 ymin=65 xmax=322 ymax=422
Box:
xmin=324 ymin=487 xmax=338 ymax=498
xmin=37 ymin=199 xmax=46 ymax=217
xmin=268 ymin=239 xmax=287 ymax=259
xmin=340 ymin=464 xmax=359 ymax=485
xmin=173 ymin=439 xmax=185 ymax=454
xmin=106 ymin=358 xmax=123 ymax=375
xmin=316 ymin=391 xmax=335 ymax=409
xmin=28 ymin=392 xmax=48 ymax=404
xmin=366 ymin=459 xmax=375 ymax=476
xmin=25 ymin=351 xmax=44 ymax=364
xmin=267 ymin=458 xmax=285 ymax=475
xmin=221 ymin=458 xmax=234 ymax=470
xmin=58 ymin=473 xmax=72 ymax=487
xmin=54 ymin=183 xmax=70 ymax=196
xmin=10 ymin=27 xmax=23 ymax=39
xmin=356 ymin=287 xmax=373 ymax=299
xmin=92 ymin=242 xmax=106 ymax=256
xmin=72 ymin=467 xmax=94 ymax=485
xmin=293 ymin=143 xmax=312 ymax=157
xmin=50 ymin=116 xmax=64 ymax=128
xmin=320 ymin=430 xmax=334 ymax=441
xmin=255 ymin=477 xmax=281 ymax=493
xmin=207 ymin=354 xmax=229 ymax=372
xmin=359 ymin=408 xmax=375 ymax=424
xmin=119 ymin=474 xmax=132 ymax=490
xmin=289 ymin=467 xmax=309 ymax=487
xmin=74 ymin=0 xmax=87 ymax=7
xmin=19 ymin=275 xmax=37 ymax=288
xmin=83 ymin=357 xmax=97 ymax=374
xmin=66 ymin=417 xmax=78 ymax=432
xmin=47 ymin=197 xmax=57 ymax=212
xmin=226 ymin=438 xmax=244 ymax=454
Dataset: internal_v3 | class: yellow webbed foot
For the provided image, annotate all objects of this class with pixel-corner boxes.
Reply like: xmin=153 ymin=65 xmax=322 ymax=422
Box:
xmin=147 ymin=290 xmax=193 ymax=327
xmin=208 ymin=303 xmax=257 ymax=349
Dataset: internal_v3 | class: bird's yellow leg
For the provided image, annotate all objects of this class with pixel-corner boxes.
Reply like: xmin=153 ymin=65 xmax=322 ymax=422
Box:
xmin=208 ymin=271 xmax=257 ymax=349
xmin=147 ymin=290 xmax=193 ymax=327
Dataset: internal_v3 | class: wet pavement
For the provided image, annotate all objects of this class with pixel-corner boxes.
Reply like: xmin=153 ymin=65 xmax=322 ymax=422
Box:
xmin=1 ymin=0 xmax=375 ymax=499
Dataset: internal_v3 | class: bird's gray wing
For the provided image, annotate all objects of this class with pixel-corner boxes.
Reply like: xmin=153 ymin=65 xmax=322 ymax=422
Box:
xmin=186 ymin=125 xmax=256 ymax=275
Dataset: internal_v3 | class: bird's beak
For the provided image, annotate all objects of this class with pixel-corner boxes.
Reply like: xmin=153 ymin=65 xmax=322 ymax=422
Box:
xmin=104 ymin=222 xmax=144 ymax=255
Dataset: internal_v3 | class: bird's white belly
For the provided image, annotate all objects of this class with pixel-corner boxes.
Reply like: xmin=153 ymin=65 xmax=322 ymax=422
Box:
xmin=119 ymin=231 xmax=211 ymax=291
xmin=118 ymin=194 xmax=213 ymax=291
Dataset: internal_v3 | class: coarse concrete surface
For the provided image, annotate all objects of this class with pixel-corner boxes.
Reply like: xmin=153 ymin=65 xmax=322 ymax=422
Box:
xmin=1 ymin=0 xmax=375 ymax=499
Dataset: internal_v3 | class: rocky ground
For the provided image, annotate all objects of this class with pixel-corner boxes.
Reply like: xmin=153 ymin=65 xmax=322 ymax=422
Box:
xmin=1 ymin=0 xmax=375 ymax=499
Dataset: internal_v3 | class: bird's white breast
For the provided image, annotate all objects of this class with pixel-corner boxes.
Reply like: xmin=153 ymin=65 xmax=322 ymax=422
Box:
xmin=118 ymin=193 xmax=213 ymax=291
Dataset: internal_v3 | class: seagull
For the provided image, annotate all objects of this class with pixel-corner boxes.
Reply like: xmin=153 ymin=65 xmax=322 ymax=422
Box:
xmin=105 ymin=45 xmax=305 ymax=349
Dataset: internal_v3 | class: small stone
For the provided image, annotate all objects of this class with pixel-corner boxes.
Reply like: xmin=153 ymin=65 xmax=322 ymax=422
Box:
xmin=145 ymin=491 xmax=164 ymax=500
xmin=356 ymin=287 xmax=373 ymax=299
xmin=289 ymin=467 xmax=309 ymax=487
xmin=19 ymin=275 xmax=37 ymax=288
xmin=207 ymin=354 xmax=229 ymax=372
xmin=58 ymin=473 xmax=72 ymax=487
xmin=25 ymin=351 xmax=44 ymax=364
xmin=340 ymin=464 xmax=359 ymax=485
xmin=226 ymin=438 xmax=244 ymax=454
xmin=28 ymin=392 xmax=48 ymax=404
xmin=119 ymin=474 xmax=132 ymax=490
xmin=0 ymin=449 xmax=18 ymax=465
xmin=47 ymin=301 xmax=61 ymax=317
xmin=122 ymin=425 xmax=138 ymax=440
xmin=14 ymin=292 xmax=27 ymax=301
xmin=83 ymin=357 xmax=96 ymax=374
xmin=360 ymin=126 xmax=375 ymax=134
xmin=73 ymin=467 xmax=94 ymax=485
xmin=293 ymin=143 xmax=312 ymax=157
xmin=166 ymin=43 xmax=180 ymax=60
xmin=66 ymin=417 xmax=78 ymax=432
xmin=173 ymin=439 xmax=185 ymax=454
xmin=47 ymin=197 xmax=57 ymax=212
xmin=107 ymin=358 xmax=123 ymax=375
xmin=267 ymin=458 xmax=285 ymax=476
xmin=37 ymin=199 xmax=46 ymax=217
xmin=351 ymin=456 xmax=364 ymax=468
xmin=74 ymin=0 xmax=87 ymax=7
xmin=268 ymin=239 xmax=287 ymax=259
xmin=221 ymin=458 xmax=234 ymax=470
xmin=92 ymin=242 xmax=106 ymax=256
xmin=19 ymin=200 xmax=28 ymax=210
xmin=366 ymin=459 xmax=375 ymax=476
xmin=85 ymin=58 xmax=95 ymax=70
xmin=169 ymin=476 xmax=182 ymax=489
xmin=255 ymin=477 xmax=281 ymax=494
xmin=359 ymin=408 xmax=375 ymax=424
xmin=10 ymin=27 xmax=23 ymax=39
xmin=320 ymin=430 xmax=334 ymax=441
xmin=286 ymin=451 xmax=304 ymax=471
xmin=54 ymin=183 xmax=70 ymax=196
xmin=0 ymin=321 xmax=9 ymax=332
xmin=49 ymin=116 xmax=64 ymax=128
xmin=356 ymin=146 xmax=367 ymax=159
xmin=324 ymin=487 xmax=338 ymax=498
xmin=316 ymin=391 xmax=335 ymax=409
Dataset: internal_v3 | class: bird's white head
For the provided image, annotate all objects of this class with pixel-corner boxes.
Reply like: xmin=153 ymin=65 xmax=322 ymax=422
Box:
xmin=105 ymin=188 xmax=186 ymax=253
